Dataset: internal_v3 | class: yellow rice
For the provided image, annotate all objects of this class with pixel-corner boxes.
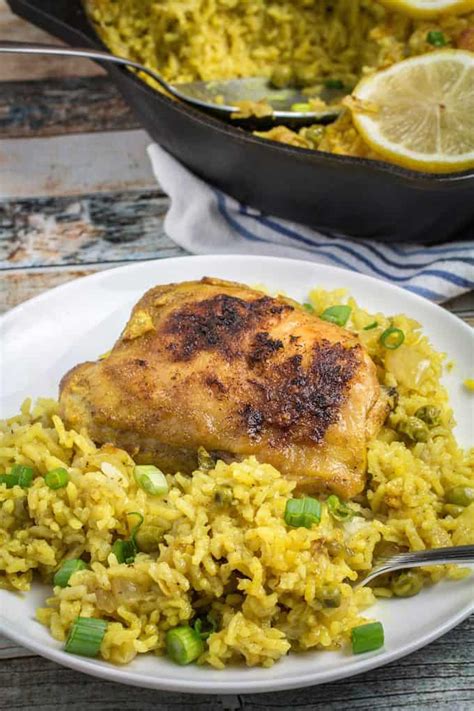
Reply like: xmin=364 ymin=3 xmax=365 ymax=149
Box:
xmin=0 ymin=288 xmax=473 ymax=668
xmin=84 ymin=0 xmax=474 ymax=160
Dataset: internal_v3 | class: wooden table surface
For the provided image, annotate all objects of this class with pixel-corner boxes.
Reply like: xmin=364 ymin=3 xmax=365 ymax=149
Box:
xmin=0 ymin=3 xmax=473 ymax=709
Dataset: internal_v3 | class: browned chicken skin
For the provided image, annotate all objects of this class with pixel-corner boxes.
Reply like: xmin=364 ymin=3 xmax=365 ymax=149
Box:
xmin=59 ymin=278 xmax=388 ymax=498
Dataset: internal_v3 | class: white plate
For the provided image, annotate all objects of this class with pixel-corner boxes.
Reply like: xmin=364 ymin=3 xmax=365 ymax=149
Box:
xmin=0 ymin=255 xmax=472 ymax=694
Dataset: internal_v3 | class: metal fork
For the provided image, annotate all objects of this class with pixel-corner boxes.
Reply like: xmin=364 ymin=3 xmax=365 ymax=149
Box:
xmin=0 ymin=41 xmax=342 ymax=126
xmin=356 ymin=544 xmax=474 ymax=588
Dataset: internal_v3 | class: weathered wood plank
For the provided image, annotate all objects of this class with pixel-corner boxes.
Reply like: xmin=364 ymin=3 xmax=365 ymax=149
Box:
xmin=0 ymin=266 xmax=100 ymax=313
xmin=0 ymin=633 xmax=34 ymax=659
xmin=0 ymin=0 xmax=104 ymax=81
xmin=0 ymin=617 xmax=472 ymax=710
xmin=443 ymin=290 xmax=474 ymax=321
xmin=0 ymin=190 xmax=184 ymax=271
xmin=0 ymin=129 xmax=157 ymax=198
xmin=0 ymin=1 xmax=104 ymax=81
xmin=0 ymin=77 xmax=138 ymax=138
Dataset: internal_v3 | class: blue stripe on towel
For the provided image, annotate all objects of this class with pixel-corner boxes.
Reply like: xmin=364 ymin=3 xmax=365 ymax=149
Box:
xmin=215 ymin=190 xmax=448 ymax=300
xmin=213 ymin=188 xmax=474 ymax=301
xmin=246 ymin=213 xmax=472 ymax=288
xmin=240 ymin=206 xmax=473 ymax=268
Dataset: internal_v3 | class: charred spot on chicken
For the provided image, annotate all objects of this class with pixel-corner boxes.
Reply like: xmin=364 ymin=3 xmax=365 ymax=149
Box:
xmin=59 ymin=278 xmax=388 ymax=498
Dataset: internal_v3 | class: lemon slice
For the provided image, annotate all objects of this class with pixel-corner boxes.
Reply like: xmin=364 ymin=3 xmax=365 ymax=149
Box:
xmin=377 ymin=0 xmax=474 ymax=19
xmin=349 ymin=50 xmax=474 ymax=173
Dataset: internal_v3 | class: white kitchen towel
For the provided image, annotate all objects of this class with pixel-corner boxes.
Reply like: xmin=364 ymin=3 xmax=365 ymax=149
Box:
xmin=148 ymin=144 xmax=474 ymax=302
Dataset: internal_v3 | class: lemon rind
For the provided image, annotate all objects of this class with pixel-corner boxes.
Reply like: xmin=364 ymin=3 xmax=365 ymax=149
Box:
xmin=351 ymin=50 xmax=474 ymax=174
xmin=377 ymin=0 xmax=474 ymax=19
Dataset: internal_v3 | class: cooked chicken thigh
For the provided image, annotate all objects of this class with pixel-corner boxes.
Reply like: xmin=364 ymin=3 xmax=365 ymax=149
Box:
xmin=60 ymin=278 xmax=388 ymax=498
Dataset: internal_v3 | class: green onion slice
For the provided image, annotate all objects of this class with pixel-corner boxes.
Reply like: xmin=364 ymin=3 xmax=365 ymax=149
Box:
xmin=363 ymin=321 xmax=378 ymax=331
xmin=197 ymin=447 xmax=215 ymax=471
xmin=303 ymin=302 xmax=316 ymax=314
xmin=45 ymin=467 xmax=69 ymax=490
xmin=324 ymin=78 xmax=344 ymax=90
xmin=291 ymin=102 xmax=311 ymax=112
xmin=380 ymin=327 xmax=405 ymax=350
xmin=320 ymin=305 xmax=352 ymax=327
xmin=284 ymin=497 xmax=322 ymax=528
xmin=0 ymin=464 xmax=35 ymax=489
xmin=326 ymin=494 xmax=354 ymax=522
xmin=129 ymin=512 xmax=144 ymax=549
xmin=351 ymin=621 xmax=384 ymax=654
xmin=65 ymin=617 xmax=107 ymax=657
xmin=134 ymin=465 xmax=168 ymax=496
xmin=112 ymin=539 xmax=135 ymax=564
xmin=426 ymin=30 xmax=447 ymax=47
xmin=112 ymin=512 xmax=144 ymax=564
xmin=193 ymin=615 xmax=218 ymax=641
xmin=54 ymin=559 xmax=88 ymax=588
xmin=165 ymin=626 xmax=204 ymax=665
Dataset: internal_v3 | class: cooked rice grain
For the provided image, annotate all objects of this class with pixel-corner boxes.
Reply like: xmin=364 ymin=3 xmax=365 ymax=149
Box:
xmin=1 ymin=290 xmax=472 ymax=668
xmin=84 ymin=0 xmax=473 ymax=159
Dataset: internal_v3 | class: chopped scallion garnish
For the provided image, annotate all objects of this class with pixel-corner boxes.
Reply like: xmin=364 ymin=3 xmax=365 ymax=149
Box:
xmin=426 ymin=30 xmax=447 ymax=47
xmin=129 ymin=511 xmax=144 ymax=545
xmin=380 ymin=327 xmax=405 ymax=349
xmin=303 ymin=302 xmax=316 ymax=314
xmin=134 ymin=465 xmax=168 ymax=496
xmin=320 ymin=305 xmax=352 ymax=327
xmin=291 ymin=102 xmax=311 ymax=112
xmin=193 ymin=615 xmax=218 ymax=641
xmin=112 ymin=512 xmax=144 ymax=564
xmin=65 ymin=617 xmax=107 ymax=657
xmin=284 ymin=497 xmax=322 ymax=528
xmin=197 ymin=447 xmax=215 ymax=471
xmin=54 ymin=559 xmax=88 ymax=588
xmin=326 ymin=494 xmax=354 ymax=522
xmin=0 ymin=464 xmax=35 ymax=489
xmin=45 ymin=467 xmax=69 ymax=490
xmin=324 ymin=78 xmax=344 ymax=90
xmin=351 ymin=621 xmax=384 ymax=654
xmin=112 ymin=539 xmax=136 ymax=564
xmin=363 ymin=321 xmax=378 ymax=330
xmin=166 ymin=626 xmax=204 ymax=665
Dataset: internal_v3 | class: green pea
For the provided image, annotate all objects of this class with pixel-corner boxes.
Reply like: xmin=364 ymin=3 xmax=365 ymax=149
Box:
xmin=305 ymin=125 xmax=325 ymax=146
xmin=134 ymin=524 xmax=163 ymax=553
xmin=214 ymin=486 xmax=233 ymax=506
xmin=320 ymin=585 xmax=341 ymax=608
xmin=414 ymin=406 xmax=441 ymax=426
xmin=391 ymin=570 xmax=423 ymax=598
xmin=443 ymin=504 xmax=465 ymax=518
xmin=397 ymin=417 xmax=429 ymax=443
xmin=269 ymin=65 xmax=293 ymax=89
xmin=445 ymin=486 xmax=474 ymax=507
xmin=294 ymin=65 xmax=318 ymax=88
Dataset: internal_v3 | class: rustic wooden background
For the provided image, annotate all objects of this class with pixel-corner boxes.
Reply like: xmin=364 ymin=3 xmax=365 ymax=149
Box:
xmin=0 ymin=2 xmax=473 ymax=708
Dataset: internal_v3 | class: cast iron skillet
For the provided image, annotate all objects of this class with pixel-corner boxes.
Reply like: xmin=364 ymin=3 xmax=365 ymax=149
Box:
xmin=7 ymin=0 xmax=474 ymax=243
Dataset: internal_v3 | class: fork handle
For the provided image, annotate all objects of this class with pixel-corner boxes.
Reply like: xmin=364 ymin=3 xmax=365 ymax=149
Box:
xmin=390 ymin=545 xmax=474 ymax=566
xmin=0 ymin=41 xmax=177 ymax=97
xmin=357 ymin=545 xmax=474 ymax=587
